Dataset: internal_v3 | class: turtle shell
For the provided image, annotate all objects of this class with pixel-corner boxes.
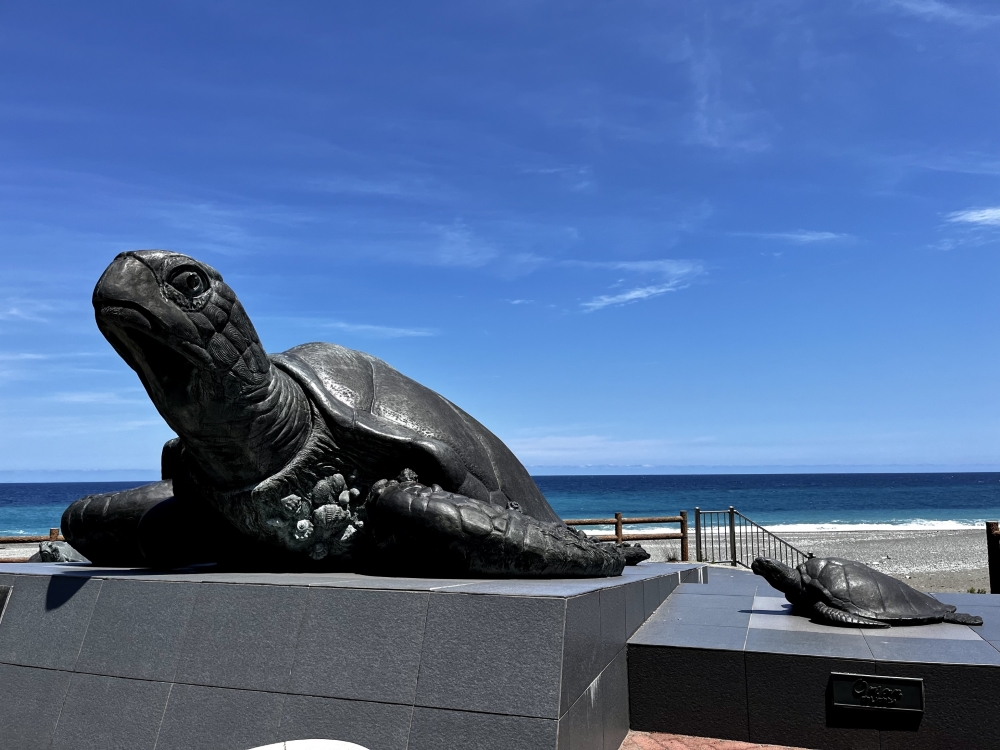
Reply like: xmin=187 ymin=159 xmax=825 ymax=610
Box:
xmin=271 ymin=342 xmax=561 ymax=524
xmin=799 ymin=557 xmax=954 ymax=622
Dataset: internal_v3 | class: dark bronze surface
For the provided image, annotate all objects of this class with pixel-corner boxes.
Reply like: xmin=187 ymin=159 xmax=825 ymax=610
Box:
xmin=63 ymin=251 xmax=644 ymax=576
xmin=753 ymin=556 xmax=984 ymax=627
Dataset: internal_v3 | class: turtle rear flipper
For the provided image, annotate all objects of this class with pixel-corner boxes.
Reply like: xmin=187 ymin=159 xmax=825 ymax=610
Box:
xmin=813 ymin=601 xmax=888 ymax=628
xmin=944 ymin=611 xmax=983 ymax=626
xmin=368 ymin=481 xmax=625 ymax=577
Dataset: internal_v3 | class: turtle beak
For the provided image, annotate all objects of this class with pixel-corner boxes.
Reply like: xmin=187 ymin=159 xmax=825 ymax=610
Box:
xmin=93 ymin=253 xmax=211 ymax=369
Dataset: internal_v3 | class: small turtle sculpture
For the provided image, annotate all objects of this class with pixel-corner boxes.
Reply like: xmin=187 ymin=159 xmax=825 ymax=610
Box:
xmin=752 ymin=556 xmax=982 ymax=628
xmin=63 ymin=250 xmax=647 ymax=577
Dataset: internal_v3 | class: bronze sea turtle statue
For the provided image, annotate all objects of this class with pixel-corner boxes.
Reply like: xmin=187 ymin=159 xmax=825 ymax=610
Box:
xmin=752 ymin=556 xmax=983 ymax=627
xmin=63 ymin=250 xmax=647 ymax=576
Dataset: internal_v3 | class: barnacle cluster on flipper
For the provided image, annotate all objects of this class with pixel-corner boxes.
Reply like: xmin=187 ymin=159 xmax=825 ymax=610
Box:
xmin=271 ymin=468 xmax=371 ymax=561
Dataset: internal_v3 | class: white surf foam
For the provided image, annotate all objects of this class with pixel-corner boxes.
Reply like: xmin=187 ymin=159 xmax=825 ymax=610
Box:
xmin=763 ymin=520 xmax=985 ymax=533
xmin=577 ymin=519 xmax=988 ymax=535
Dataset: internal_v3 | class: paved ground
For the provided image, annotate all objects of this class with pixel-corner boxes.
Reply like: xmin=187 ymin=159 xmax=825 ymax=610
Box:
xmin=621 ymin=732 xmax=805 ymax=749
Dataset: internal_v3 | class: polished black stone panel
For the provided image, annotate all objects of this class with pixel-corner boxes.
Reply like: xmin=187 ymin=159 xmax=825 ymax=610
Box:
xmin=628 ymin=643 xmax=750 ymax=741
xmin=557 ymin=681 xmax=603 ymax=750
xmin=557 ymin=647 xmax=631 ymax=750
xmin=154 ymin=684 xmax=286 ymax=750
xmin=599 ymin=584 xmax=627 ymax=668
xmin=76 ymin=579 xmax=199 ymax=681
xmin=173 ymin=582 xmax=309 ymax=692
xmin=600 ymin=649 xmax=631 ymax=750
xmin=0 ymin=573 xmax=102 ymax=670
xmin=416 ymin=591 xmax=567 ymax=718
xmin=624 ymin=579 xmax=645 ymax=638
xmin=876 ymin=662 xmax=1000 ymax=750
xmin=50 ymin=673 xmax=171 ymax=750
xmin=560 ymin=590 xmax=602 ymax=716
xmin=0 ymin=662 xmax=72 ymax=750
xmin=289 ymin=587 xmax=428 ymax=703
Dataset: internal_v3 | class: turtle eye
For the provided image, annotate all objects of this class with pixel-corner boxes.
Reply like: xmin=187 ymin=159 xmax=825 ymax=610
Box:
xmin=167 ymin=267 xmax=209 ymax=297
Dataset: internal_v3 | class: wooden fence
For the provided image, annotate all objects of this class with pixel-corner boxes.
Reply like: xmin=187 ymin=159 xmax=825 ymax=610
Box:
xmin=0 ymin=528 xmax=63 ymax=545
xmin=564 ymin=511 xmax=689 ymax=562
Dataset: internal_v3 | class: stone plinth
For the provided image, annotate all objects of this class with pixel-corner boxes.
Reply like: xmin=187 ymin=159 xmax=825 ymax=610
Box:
xmin=628 ymin=567 xmax=1000 ymax=750
xmin=0 ymin=561 xmax=704 ymax=750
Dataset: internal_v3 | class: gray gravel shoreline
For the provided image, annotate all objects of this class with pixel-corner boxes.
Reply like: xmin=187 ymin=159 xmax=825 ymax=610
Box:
xmin=639 ymin=528 xmax=992 ymax=593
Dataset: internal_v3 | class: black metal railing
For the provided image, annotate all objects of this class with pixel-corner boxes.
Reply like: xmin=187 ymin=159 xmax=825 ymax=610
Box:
xmin=694 ymin=506 xmax=811 ymax=568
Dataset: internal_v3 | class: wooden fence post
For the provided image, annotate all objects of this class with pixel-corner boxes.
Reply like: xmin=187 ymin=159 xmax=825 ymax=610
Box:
xmin=987 ymin=521 xmax=1000 ymax=594
xmin=614 ymin=512 xmax=623 ymax=544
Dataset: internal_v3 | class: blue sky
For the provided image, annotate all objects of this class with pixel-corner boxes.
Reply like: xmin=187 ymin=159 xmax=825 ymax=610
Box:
xmin=1 ymin=1 xmax=998 ymax=478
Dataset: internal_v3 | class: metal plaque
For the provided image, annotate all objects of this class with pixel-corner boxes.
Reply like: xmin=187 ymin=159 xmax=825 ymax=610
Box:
xmin=830 ymin=672 xmax=924 ymax=713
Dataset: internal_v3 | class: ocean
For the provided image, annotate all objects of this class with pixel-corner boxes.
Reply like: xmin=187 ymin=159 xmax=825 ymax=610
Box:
xmin=1 ymin=473 xmax=999 ymax=537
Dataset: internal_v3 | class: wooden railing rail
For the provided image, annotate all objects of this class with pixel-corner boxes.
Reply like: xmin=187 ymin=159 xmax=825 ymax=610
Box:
xmin=0 ymin=528 xmax=63 ymax=545
xmin=565 ymin=511 xmax=689 ymax=561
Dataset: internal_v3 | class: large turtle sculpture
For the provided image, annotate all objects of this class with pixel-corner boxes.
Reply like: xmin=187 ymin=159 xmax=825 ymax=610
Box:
xmin=63 ymin=250 xmax=647 ymax=577
xmin=752 ymin=556 xmax=982 ymax=628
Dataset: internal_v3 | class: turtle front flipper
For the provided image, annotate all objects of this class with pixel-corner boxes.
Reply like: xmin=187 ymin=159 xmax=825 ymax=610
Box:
xmin=813 ymin=601 xmax=888 ymax=628
xmin=944 ymin=611 xmax=983 ymax=626
xmin=366 ymin=481 xmax=626 ymax=578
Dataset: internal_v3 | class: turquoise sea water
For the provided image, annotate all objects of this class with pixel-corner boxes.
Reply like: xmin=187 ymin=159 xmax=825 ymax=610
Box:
xmin=1 ymin=474 xmax=999 ymax=536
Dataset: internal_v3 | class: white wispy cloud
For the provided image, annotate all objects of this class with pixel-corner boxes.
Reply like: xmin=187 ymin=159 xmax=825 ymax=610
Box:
xmin=322 ymin=321 xmax=436 ymax=338
xmin=0 ymin=301 xmax=53 ymax=322
xmin=609 ymin=260 xmax=703 ymax=274
xmin=873 ymin=0 xmax=1000 ymax=27
xmin=433 ymin=222 xmax=498 ymax=267
xmin=0 ymin=352 xmax=103 ymax=362
xmin=48 ymin=391 xmax=145 ymax=405
xmin=578 ymin=259 xmax=705 ymax=312
xmin=520 ymin=164 xmax=595 ymax=192
xmin=582 ymin=282 xmax=689 ymax=312
xmin=946 ymin=206 xmax=1000 ymax=226
xmin=736 ymin=230 xmax=851 ymax=243
xmin=0 ymin=353 xmax=48 ymax=362
xmin=304 ymin=174 xmax=452 ymax=202
xmin=686 ymin=42 xmax=773 ymax=153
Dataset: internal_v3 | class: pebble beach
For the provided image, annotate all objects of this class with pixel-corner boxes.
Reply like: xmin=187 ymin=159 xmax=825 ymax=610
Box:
xmin=640 ymin=527 xmax=991 ymax=592
xmin=780 ymin=528 xmax=989 ymax=592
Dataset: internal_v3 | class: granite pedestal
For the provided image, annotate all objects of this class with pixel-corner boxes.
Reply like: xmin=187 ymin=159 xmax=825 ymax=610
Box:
xmin=0 ymin=561 xmax=705 ymax=750
xmin=628 ymin=567 xmax=1000 ymax=750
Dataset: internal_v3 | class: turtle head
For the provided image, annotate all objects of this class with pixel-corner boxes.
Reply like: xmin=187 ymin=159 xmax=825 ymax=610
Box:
xmin=751 ymin=557 xmax=804 ymax=598
xmin=94 ymin=251 xmax=305 ymax=485
xmin=94 ymin=250 xmax=271 ymax=415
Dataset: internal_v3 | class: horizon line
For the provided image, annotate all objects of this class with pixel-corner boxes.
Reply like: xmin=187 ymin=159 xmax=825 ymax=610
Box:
xmin=1 ymin=463 xmax=999 ymax=483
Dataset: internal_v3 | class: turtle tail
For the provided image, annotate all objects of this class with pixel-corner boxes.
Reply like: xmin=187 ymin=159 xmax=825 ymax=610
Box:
xmin=943 ymin=611 xmax=983 ymax=626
